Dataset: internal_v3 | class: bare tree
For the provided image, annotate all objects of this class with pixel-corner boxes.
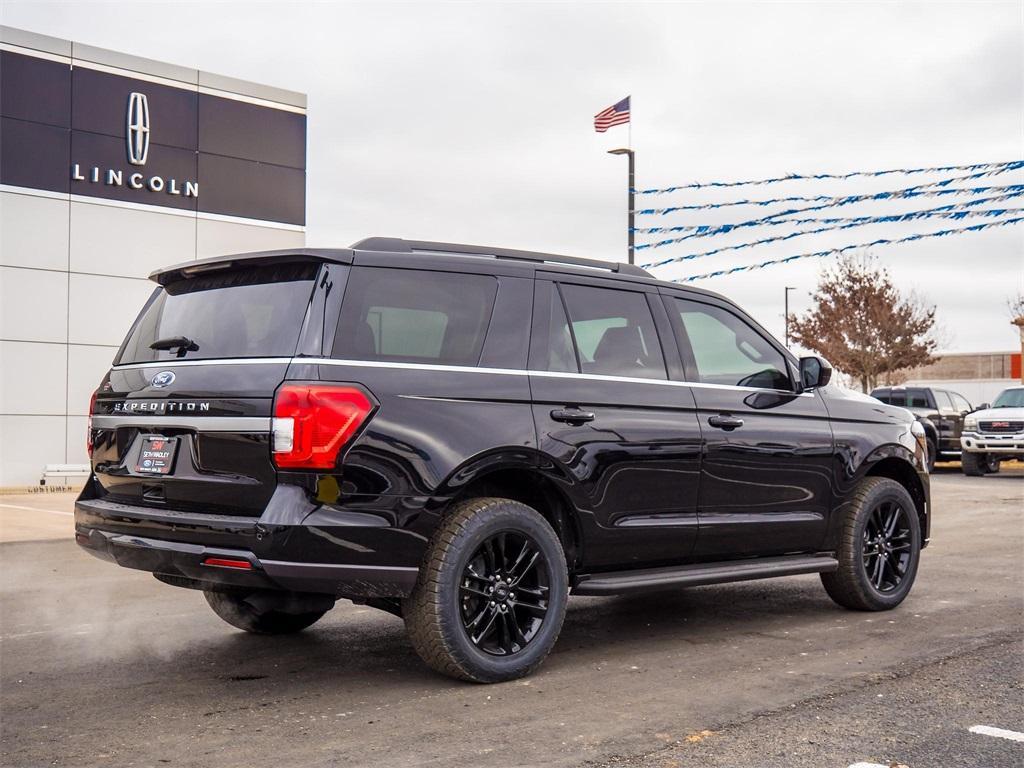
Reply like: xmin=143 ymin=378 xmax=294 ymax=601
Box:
xmin=1008 ymin=292 xmax=1024 ymax=322
xmin=788 ymin=253 xmax=938 ymax=392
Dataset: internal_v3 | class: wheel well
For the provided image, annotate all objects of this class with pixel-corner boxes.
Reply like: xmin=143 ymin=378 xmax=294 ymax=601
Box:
xmin=452 ymin=469 xmax=581 ymax=569
xmin=865 ymin=457 xmax=928 ymax=537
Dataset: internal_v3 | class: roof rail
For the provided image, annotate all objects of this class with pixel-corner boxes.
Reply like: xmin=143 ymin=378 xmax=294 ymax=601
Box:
xmin=351 ymin=237 xmax=652 ymax=278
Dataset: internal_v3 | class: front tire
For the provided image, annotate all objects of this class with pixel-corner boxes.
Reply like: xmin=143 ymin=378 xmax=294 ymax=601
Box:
xmin=403 ymin=497 xmax=568 ymax=683
xmin=821 ymin=477 xmax=921 ymax=611
xmin=204 ymin=590 xmax=328 ymax=635
xmin=961 ymin=451 xmax=987 ymax=476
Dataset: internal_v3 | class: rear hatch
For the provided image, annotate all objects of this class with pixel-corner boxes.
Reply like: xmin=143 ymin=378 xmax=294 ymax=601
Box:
xmin=90 ymin=260 xmax=324 ymax=516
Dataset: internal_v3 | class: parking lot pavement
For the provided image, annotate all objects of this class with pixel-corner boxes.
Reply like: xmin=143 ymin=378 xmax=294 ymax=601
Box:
xmin=0 ymin=493 xmax=76 ymax=543
xmin=2 ymin=469 xmax=1022 ymax=768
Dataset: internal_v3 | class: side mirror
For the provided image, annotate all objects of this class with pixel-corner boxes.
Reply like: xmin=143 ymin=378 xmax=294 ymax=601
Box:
xmin=977 ymin=403 xmax=990 ymax=411
xmin=799 ymin=356 xmax=832 ymax=391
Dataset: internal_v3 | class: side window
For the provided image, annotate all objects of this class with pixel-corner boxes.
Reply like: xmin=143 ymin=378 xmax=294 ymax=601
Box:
xmin=558 ymin=284 xmax=666 ymax=379
xmin=333 ymin=267 xmax=497 ymax=366
xmin=887 ymin=390 xmax=907 ymax=406
xmin=873 ymin=390 xmax=892 ymax=404
xmin=952 ymin=393 xmax=972 ymax=412
xmin=546 ymin=291 xmax=577 ymax=372
xmin=672 ymin=299 xmax=791 ymax=390
xmin=907 ymin=388 xmax=932 ymax=408
xmin=936 ymin=391 xmax=955 ymax=410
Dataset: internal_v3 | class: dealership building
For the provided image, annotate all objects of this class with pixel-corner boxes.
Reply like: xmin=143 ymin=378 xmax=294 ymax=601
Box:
xmin=0 ymin=26 xmax=307 ymax=487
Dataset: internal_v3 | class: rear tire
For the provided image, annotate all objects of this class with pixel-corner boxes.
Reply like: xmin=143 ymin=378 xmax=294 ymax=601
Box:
xmin=204 ymin=590 xmax=327 ymax=635
xmin=821 ymin=477 xmax=921 ymax=611
xmin=403 ymin=497 xmax=568 ymax=683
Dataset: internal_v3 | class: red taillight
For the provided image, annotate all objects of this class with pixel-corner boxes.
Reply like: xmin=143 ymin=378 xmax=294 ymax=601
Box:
xmin=271 ymin=384 xmax=374 ymax=470
xmin=202 ymin=557 xmax=253 ymax=570
xmin=87 ymin=389 xmax=98 ymax=457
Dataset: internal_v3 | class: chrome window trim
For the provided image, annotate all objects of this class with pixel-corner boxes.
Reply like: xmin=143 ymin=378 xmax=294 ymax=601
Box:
xmin=107 ymin=356 xmax=814 ymax=397
xmin=92 ymin=416 xmax=271 ymax=432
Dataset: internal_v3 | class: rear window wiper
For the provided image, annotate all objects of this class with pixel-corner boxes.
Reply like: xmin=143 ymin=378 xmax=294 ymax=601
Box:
xmin=149 ymin=336 xmax=199 ymax=357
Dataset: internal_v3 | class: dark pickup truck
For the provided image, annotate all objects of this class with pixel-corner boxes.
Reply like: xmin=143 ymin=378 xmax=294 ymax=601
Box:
xmin=870 ymin=386 xmax=974 ymax=470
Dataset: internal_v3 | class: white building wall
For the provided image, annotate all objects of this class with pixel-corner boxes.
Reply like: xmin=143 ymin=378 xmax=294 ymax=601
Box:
xmin=0 ymin=29 xmax=306 ymax=488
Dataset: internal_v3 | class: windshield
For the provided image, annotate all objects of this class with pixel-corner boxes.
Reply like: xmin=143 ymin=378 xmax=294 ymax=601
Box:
xmin=116 ymin=262 xmax=318 ymax=364
xmin=992 ymin=388 xmax=1024 ymax=408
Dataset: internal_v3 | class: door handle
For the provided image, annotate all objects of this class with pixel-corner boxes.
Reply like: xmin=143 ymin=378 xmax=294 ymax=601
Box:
xmin=551 ymin=408 xmax=596 ymax=425
xmin=708 ymin=414 xmax=744 ymax=431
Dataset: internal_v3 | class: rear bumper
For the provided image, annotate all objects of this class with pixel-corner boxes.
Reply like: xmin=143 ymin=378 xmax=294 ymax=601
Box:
xmin=75 ymin=491 xmax=425 ymax=598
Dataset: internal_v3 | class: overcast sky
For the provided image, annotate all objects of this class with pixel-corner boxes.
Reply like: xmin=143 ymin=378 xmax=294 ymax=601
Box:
xmin=5 ymin=0 xmax=1023 ymax=353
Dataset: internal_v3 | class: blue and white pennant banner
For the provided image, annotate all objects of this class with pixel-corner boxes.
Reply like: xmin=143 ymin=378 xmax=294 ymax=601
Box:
xmin=673 ymin=216 xmax=1024 ymax=283
xmin=636 ymin=159 xmax=1024 ymax=194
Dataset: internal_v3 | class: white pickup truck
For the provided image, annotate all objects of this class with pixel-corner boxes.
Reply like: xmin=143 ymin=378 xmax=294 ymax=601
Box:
xmin=959 ymin=386 xmax=1024 ymax=475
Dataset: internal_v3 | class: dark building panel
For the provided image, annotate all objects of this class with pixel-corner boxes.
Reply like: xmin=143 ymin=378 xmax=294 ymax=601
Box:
xmin=0 ymin=117 xmax=69 ymax=193
xmin=72 ymin=66 xmax=197 ymax=151
xmin=70 ymin=131 xmax=198 ymax=211
xmin=0 ymin=51 xmax=72 ymax=128
xmin=198 ymin=153 xmax=305 ymax=225
xmin=198 ymin=93 xmax=306 ymax=169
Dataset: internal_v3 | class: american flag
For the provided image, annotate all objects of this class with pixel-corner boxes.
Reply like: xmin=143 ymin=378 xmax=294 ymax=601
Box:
xmin=594 ymin=96 xmax=630 ymax=133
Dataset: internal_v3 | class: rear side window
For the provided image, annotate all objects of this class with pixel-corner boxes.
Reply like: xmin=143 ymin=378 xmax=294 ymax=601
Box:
xmin=333 ymin=267 xmax=497 ymax=366
xmin=907 ymin=388 xmax=932 ymax=408
xmin=884 ymin=390 xmax=907 ymax=406
xmin=872 ymin=389 xmax=892 ymax=404
xmin=116 ymin=262 xmax=318 ymax=364
xmin=672 ymin=299 xmax=791 ymax=390
xmin=558 ymin=284 xmax=666 ymax=379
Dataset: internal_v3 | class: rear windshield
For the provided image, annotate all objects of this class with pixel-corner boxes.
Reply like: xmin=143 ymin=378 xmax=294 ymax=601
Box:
xmin=116 ymin=263 xmax=317 ymax=364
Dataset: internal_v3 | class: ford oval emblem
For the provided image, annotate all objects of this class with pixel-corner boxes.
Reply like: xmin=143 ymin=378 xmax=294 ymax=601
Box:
xmin=151 ymin=371 xmax=176 ymax=388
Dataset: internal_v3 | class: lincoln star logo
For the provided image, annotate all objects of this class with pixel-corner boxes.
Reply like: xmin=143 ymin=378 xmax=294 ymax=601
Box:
xmin=126 ymin=92 xmax=150 ymax=166
xmin=151 ymin=371 xmax=175 ymax=388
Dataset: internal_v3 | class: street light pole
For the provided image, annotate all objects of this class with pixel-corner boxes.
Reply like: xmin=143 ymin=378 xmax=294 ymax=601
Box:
xmin=608 ymin=148 xmax=635 ymax=264
xmin=784 ymin=286 xmax=796 ymax=347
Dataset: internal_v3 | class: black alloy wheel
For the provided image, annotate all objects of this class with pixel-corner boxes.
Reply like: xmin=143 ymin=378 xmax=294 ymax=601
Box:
xmin=861 ymin=500 xmax=913 ymax=593
xmin=821 ymin=476 xmax=921 ymax=611
xmin=459 ymin=531 xmax=550 ymax=656
xmin=403 ymin=497 xmax=568 ymax=682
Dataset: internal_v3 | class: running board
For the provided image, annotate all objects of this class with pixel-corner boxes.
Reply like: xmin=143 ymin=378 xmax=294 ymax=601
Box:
xmin=571 ymin=555 xmax=838 ymax=596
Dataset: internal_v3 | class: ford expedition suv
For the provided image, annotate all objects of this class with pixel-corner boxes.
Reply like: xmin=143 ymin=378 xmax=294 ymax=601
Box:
xmin=76 ymin=238 xmax=930 ymax=682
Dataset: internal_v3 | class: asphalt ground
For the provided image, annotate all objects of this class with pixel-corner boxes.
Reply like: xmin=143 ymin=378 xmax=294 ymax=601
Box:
xmin=1 ymin=466 xmax=1022 ymax=768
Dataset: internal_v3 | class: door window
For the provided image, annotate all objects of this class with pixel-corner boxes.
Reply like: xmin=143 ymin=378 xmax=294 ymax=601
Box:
xmin=936 ymin=391 xmax=955 ymax=411
xmin=333 ymin=267 xmax=497 ymax=366
xmin=557 ymin=284 xmax=666 ymax=379
xmin=672 ymin=299 xmax=791 ymax=390
xmin=952 ymin=393 xmax=972 ymax=412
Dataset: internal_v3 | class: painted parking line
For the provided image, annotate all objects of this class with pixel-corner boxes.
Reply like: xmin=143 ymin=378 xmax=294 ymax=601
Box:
xmin=0 ymin=502 xmax=73 ymax=517
xmin=969 ymin=725 xmax=1024 ymax=743
xmin=849 ymin=763 xmax=890 ymax=768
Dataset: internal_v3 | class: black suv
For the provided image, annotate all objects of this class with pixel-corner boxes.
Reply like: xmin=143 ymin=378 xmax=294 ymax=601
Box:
xmin=76 ymin=238 xmax=930 ymax=682
xmin=869 ymin=386 xmax=973 ymax=470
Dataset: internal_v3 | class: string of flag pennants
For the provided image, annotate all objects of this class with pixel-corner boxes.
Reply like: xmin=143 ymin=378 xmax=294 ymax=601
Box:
xmin=635 ymin=159 xmax=1024 ymax=194
xmin=670 ymin=216 xmax=1024 ymax=283
xmin=635 ymin=177 xmax=1024 ymax=217
xmin=630 ymin=158 xmax=1024 ymax=281
xmin=634 ymin=189 xmax=1024 ymax=236
xmin=643 ymin=207 xmax=1023 ymax=267
xmin=634 ymin=188 xmax=1024 ymax=268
